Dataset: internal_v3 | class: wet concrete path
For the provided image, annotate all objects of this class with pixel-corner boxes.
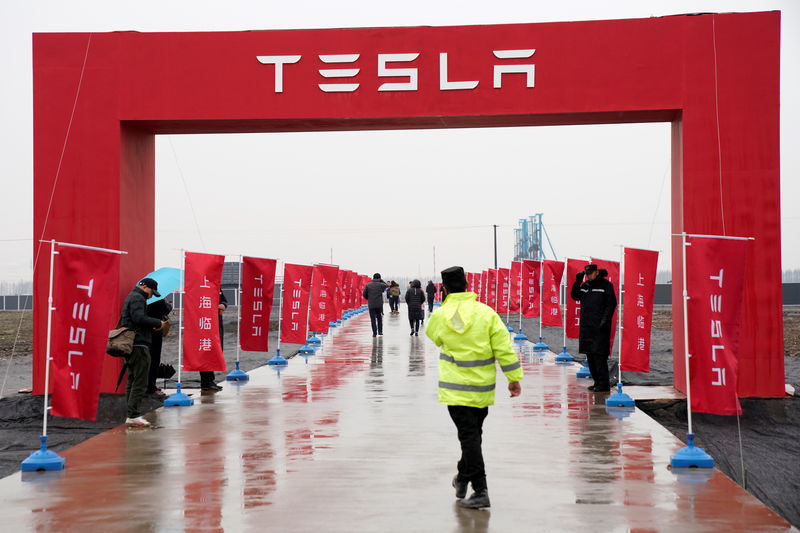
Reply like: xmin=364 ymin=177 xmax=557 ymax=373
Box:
xmin=1 ymin=306 xmax=794 ymax=532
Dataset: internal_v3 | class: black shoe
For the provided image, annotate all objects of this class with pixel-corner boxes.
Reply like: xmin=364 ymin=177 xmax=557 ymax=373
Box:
xmin=410 ymin=331 xmax=414 ymax=336
xmin=201 ymin=382 xmax=222 ymax=391
xmin=460 ymin=490 xmax=490 ymax=509
xmin=415 ymin=332 xmax=419 ymax=336
xmin=452 ymin=475 xmax=468 ymax=499
xmin=593 ymin=386 xmax=611 ymax=392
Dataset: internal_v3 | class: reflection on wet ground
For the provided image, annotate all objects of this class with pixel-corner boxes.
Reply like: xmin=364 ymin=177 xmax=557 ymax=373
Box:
xmin=1 ymin=305 xmax=793 ymax=532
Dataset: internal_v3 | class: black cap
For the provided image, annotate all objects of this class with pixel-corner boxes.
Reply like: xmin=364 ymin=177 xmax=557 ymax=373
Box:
xmin=139 ymin=277 xmax=161 ymax=297
xmin=584 ymin=264 xmax=598 ymax=273
xmin=441 ymin=266 xmax=467 ymax=293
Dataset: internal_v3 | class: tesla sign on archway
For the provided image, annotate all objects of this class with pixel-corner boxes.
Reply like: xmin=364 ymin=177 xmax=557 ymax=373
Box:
xmin=32 ymin=12 xmax=783 ymax=396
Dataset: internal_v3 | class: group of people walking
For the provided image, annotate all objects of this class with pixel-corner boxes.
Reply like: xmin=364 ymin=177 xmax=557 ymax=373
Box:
xmin=362 ymin=274 xmax=448 ymax=337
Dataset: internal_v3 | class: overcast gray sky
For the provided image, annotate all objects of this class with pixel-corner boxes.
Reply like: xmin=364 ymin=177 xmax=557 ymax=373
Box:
xmin=1 ymin=1 xmax=797 ymax=283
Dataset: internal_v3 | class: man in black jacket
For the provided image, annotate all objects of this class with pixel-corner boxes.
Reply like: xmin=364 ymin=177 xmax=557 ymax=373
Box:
xmin=425 ymin=281 xmax=437 ymax=312
xmin=120 ymin=278 xmax=166 ymax=426
xmin=362 ymin=273 xmax=388 ymax=337
xmin=570 ymin=264 xmax=617 ymax=392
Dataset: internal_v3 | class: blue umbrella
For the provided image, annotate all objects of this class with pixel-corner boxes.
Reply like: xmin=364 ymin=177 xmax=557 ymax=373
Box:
xmin=143 ymin=267 xmax=183 ymax=304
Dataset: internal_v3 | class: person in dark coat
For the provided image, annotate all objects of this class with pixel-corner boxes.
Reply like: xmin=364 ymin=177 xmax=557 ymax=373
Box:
xmin=425 ymin=281 xmax=437 ymax=312
xmin=405 ymin=279 xmax=426 ymax=336
xmin=388 ymin=281 xmax=401 ymax=314
xmin=119 ymin=278 xmax=166 ymax=426
xmin=362 ymin=273 xmax=388 ymax=337
xmin=570 ymin=264 xmax=617 ymax=392
xmin=146 ymin=298 xmax=173 ymax=398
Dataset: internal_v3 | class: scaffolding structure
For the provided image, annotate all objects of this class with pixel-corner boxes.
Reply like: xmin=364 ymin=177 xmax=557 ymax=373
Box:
xmin=513 ymin=214 xmax=557 ymax=261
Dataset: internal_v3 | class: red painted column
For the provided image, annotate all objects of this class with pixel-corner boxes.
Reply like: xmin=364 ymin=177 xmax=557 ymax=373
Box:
xmin=33 ymin=36 xmax=156 ymax=394
xmin=672 ymin=13 xmax=783 ymax=397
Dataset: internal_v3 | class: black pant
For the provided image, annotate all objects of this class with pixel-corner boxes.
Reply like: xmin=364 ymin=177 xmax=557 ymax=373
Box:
xmin=409 ymin=317 xmax=420 ymax=333
xmin=448 ymin=405 xmax=489 ymax=492
xmin=369 ymin=306 xmax=383 ymax=335
xmin=389 ymin=296 xmax=399 ymax=312
xmin=427 ymin=295 xmax=434 ymax=312
xmin=586 ymin=352 xmax=610 ymax=388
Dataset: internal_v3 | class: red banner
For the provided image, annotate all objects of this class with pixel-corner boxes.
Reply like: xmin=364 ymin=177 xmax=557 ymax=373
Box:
xmin=335 ymin=270 xmax=346 ymax=318
xmin=280 ymin=263 xmax=313 ymax=344
xmin=487 ymin=269 xmax=498 ymax=310
xmin=565 ymin=259 xmax=587 ymax=339
xmin=509 ymin=261 xmax=522 ymax=313
xmin=309 ymin=264 xmax=339 ymax=333
xmin=592 ymin=257 xmax=620 ymax=351
xmin=541 ymin=260 xmax=565 ymax=327
xmin=686 ymin=236 xmax=748 ymax=415
xmin=496 ymin=268 xmax=510 ymax=313
xmin=362 ymin=274 xmax=371 ymax=304
xmin=620 ymin=248 xmax=659 ymax=372
xmin=183 ymin=252 xmax=226 ymax=371
xmin=342 ymin=270 xmax=352 ymax=311
xmin=521 ymin=260 xmax=541 ymax=318
xmin=239 ymin=256 xmax=276 ymax=352
xmin=435 ymin=282 xmax=442 ymax=302
xmin=50 ymin=244 xmax=120 ymax=420
xmin=348 ymin=271 xmax=359 ymax=309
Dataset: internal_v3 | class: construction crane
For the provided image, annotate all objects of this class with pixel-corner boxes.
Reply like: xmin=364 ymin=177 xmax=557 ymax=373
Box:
xmin=514 ymin=214 xmax=557 ymax=261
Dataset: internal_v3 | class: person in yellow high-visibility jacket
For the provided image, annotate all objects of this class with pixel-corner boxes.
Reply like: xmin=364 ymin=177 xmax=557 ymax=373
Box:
xmin=425 ymin=266 xmax=523 ymax=509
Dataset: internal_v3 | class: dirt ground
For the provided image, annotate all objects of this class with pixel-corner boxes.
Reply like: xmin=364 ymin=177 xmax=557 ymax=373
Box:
xmin=1 ymin=307 xmax=799 ymax=527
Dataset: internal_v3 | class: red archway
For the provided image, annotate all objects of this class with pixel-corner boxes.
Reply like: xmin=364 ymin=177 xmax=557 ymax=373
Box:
xmin=33 ymin=11 xmax=783 ymax=396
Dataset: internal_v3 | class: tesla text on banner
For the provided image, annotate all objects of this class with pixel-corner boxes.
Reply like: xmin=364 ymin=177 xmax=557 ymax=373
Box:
xmin=281 ymin=263 xmax=313 ymax=345
xmin=50 ymin=245 xmax=120 ymax=420
xmin=487 ymin=269 xmax=498 ymax=311
xmin=510 ymin=261 xmax=522 ymax=313
xmin=497 ymin=268 xmax=510 ymax=313
xmin=522 ymin=260 xmax=541 ymax=318
xmin=240 ymin=256 xmax=277 ymax=352
xmin=686 ymin=236 xmax=748 ymax=415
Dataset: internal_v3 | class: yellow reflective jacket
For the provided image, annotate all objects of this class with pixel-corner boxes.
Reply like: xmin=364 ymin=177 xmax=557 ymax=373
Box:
xmin=425 ymin=291 xmax=523 ymax=408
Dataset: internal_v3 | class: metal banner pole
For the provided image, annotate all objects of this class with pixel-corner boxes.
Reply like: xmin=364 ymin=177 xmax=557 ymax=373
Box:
xmin=165 ymin=250 xmax=193 ymax=406
xmin=669 ymin=233 xmax=713 ymax=467
xmin=269 ymin=261 xmax=287 ymax=366
xmin=607 ymin=246 xmax=634 ymax=407
xmin=533 ymin=263 xmax=549 ymax=351
xmin=226 ymin=255 xmax=249 ymax=381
